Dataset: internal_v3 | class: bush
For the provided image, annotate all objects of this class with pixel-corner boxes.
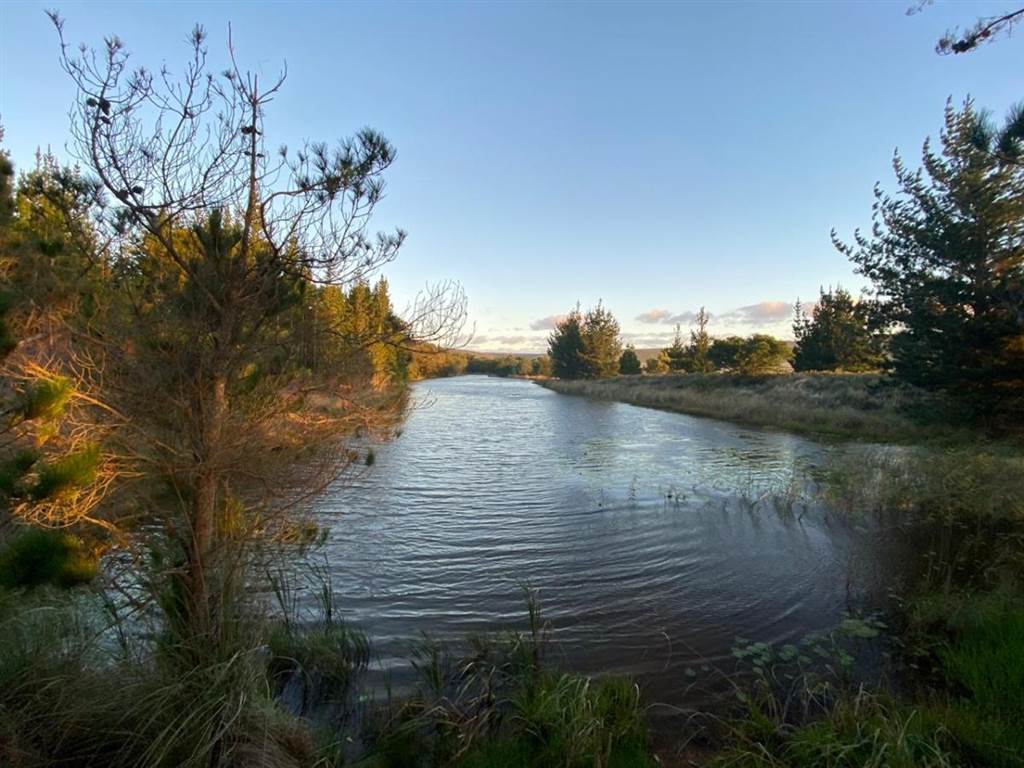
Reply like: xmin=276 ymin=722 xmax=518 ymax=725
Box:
xmin=0 ymin=527 xmax=97 ymax=589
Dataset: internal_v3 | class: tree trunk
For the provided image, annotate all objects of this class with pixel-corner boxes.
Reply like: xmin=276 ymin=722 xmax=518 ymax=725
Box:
xmin=186 ymin=373 xmax=226 ymax=637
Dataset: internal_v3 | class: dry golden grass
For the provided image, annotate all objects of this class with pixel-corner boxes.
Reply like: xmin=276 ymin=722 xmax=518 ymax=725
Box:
xmin=538 ymin=373 xmax=963 ymax=442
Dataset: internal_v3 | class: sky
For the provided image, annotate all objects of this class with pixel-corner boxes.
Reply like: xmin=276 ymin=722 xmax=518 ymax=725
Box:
xmin=1 ymin=1 xmax=1022 ymax=352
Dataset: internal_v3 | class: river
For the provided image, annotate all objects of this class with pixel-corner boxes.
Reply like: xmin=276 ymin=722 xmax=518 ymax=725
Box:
xmin=313 ymin=375 xmax=892 ymax=711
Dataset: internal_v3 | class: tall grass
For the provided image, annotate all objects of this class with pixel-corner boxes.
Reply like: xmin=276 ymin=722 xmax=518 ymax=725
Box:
xmin=0 ymin=583 xmax=316 ymax=768
xmin=361 ymin=589 xmax=655 ymax=768
xmin=0 ymin=577 xmax=657 ymax=768
xmin=820 ymin=446 xmax=1024 ymax=592
xmin=539 ymin=373 xmax=966 ymax=442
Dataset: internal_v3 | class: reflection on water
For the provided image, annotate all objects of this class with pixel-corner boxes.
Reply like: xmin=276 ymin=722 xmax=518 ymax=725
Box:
xmin=313 ymin=375 xmax=886 ymax=708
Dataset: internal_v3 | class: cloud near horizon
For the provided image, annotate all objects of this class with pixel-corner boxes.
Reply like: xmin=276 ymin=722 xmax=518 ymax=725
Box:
xmin=472 ymin=299 xmax=798 ymax=353
xmin=636 ymin=308 xmax=703 ymax=325
xmin=529 ymin=314 xmax=568 ymax=331
xmin=470 ymin=334 xmax=541 ymax=349
xmin=721 ymin=301 xmax=794 ymax=326
xmin=637 ymin=301 xmax=793 ymax=329
xmin=635 ymin=308 xmax=671 ymax=324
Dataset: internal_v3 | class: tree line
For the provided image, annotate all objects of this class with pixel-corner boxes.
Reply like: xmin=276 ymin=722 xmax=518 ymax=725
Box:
xmin=546 ymin=99 xmax=1024 ymax=423
xmin=546 ymin=303 xmax=792 ymax=379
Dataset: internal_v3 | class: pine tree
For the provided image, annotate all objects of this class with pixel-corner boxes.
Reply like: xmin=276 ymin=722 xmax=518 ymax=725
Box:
xmin=686 ymin=307 xmax=713 ymax=373
xmin=663 ymin=325 xmax=688 ymax=371
xmin=548 ymin=306 xmax=585 ymax=379
xmin=579 ymin=301 xmax=622 ymax=378
xmin=708 ymin=336 xmax=745 ymax=371
xmin=645 ymin=356 xmax=667 ymax=374
xmin=792 ymin=287 xmax=881 ymax=372
xmin=835 ymin=99 xmax=1024 ymax=414
xmin=41 ymin=18 xmax=465 ymax=642
xmin=619 ymin=345 xmax=642 ymax=375
xmin=0 ymin=142 xmax=103 ymax=586
xmin=736 ymin=334 xmax=791 ymax=374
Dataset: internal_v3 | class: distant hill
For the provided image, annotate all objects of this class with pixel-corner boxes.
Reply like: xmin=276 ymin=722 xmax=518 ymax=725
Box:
xmin=462 ymin=342 xmax=794 ymax=363
xmin=631 ymin=348 xmax=663 ymax=363
xmin=463 ymin=349 xmax=546 ymax=358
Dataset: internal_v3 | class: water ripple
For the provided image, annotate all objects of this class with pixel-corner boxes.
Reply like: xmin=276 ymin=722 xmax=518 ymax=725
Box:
xmin=311 ymin=376 xmax=886 ymax=708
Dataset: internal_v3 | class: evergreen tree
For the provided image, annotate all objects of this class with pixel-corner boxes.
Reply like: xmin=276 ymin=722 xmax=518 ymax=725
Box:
xmin=0 ymin=141 xmax=103 ymax=585
xmin=835 ymin=99 xmax=1024 ymax=414
xmin=735 ymin=334 xmax=791 ymax=374
xmin=662 ymin=325 xmax=689 ymax=371
xmin=40 ymin=18 xmax=465 ymax=644
xmin=792 ymin=287 xmax=881 ymax=372
xmin=579 ymin=301 xmax=622 ymax=378
xmin=708 ymin=335 xmax=789 ymax=373
xmin=530 ymin=356 xmax=553 ymax=377
xmin=686 ymin=307 xmax=713 ymax=373
xmin=619 ymin=345 xmax=642 ymax=375
xmin=548 ymin=307 xmax=585 ymax=379
xmin=548 ymin=302 xmax=623 ymax=379
xmin=709 ymin=336 xmax=745 ymax=371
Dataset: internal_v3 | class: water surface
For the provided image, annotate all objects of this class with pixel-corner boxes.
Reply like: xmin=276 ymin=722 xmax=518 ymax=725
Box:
xmin=314 ymin=376 xmax=887 ymax=708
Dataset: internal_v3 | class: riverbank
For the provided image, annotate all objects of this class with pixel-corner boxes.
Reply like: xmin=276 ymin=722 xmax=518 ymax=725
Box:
xmin=537 ymin=373 xmax=970 ymax=443
xmin=3 ymin=377 xmax=1023 ymax=768
xmin=683 ymin=444 xmax=1024 ymax=768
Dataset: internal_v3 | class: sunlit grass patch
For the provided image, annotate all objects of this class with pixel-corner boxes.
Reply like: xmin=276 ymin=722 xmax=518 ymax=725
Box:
xmin=539 ymin=373 xmax=971 ymax=443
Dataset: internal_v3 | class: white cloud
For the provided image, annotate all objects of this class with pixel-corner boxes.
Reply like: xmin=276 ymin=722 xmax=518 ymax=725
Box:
xmin=636 ymin=308 xmax=671 ymax=324
xmin=722 ymin=301 xmax=794 ymax=326
xmin=667 ymin=310 xmax=701 ymax=325
xmin=529 ymin=314 xmax=568 ymax=331
xmin=635 ymin=308 xmax=706 ymax=326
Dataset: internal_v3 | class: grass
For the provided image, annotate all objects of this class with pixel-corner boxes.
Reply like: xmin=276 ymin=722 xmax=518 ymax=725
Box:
xmin=0 ymin=585 xmax=315 ymax=768
xmin=711 ymin=691 xmax=958 ymax=768
xmin=360 ymin=589 xmax=657 ymax=768
xmin=538 ymin=373 xmax=974 ymax=443
xmin=711 ymin=594 xmax=1024 ymax=768
xmin=707 ymin=446 xmax=1024 ymax=768
xmin=0 ymin=574 xmax=658 ymax=768
xmin=819 ymin=446 xmax=1024 ymax=591
xmin=910 ymin=591 xmax=1024 ymax=768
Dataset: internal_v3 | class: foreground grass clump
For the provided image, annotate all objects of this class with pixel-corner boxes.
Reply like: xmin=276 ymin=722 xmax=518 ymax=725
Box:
xmin=713 ymin=691 xmax=957 ymax=768
xmin=0 ymin=586 xmax=317 ymax=768
xmin=714 ymin=596 xmax=1024 ymax=768
xmin=908 ymin=591 xmax=1024 ymax=768
xmin=539 ymin=373 xmax=962 ymax=442
xmin=362 ymin=592 xmax=656 ymax=768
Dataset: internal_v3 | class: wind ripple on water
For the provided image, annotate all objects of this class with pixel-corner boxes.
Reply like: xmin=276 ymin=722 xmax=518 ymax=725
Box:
xmin=312 ymin=376 xmax=883 ymax=708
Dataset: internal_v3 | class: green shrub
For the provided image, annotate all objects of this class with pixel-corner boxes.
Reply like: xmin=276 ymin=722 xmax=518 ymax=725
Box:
xmin=30 ymin=443 xmax=100 ymax=500
xmin=0 ymin=527 xmax=97 ymax=589
xmin=21 ymin=376 xmax=72 ymax=421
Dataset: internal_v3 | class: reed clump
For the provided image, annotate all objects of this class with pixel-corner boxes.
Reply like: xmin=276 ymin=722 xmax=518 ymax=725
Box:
xmin=362 ymin=589 xmax=655 ymax=768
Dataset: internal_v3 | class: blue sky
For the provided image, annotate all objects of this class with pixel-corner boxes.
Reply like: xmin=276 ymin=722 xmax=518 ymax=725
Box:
xmin=1 ymin=1 xmax=1022 ymax=351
